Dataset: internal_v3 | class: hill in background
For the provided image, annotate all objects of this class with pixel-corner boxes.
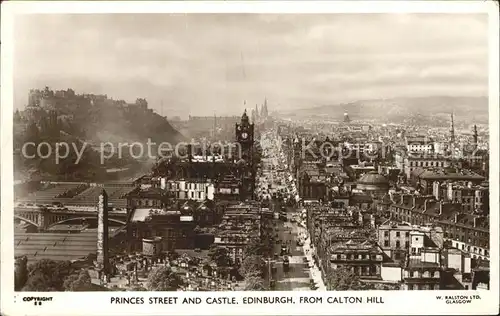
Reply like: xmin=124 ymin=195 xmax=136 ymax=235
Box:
xmin=282 ymin=96 xmax=488 ymax=125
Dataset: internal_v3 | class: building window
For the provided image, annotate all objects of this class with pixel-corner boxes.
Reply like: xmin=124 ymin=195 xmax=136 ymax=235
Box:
xmin=405 ymin=241 xmax=409 ymax=248
xmin=384 ymin=231 xmax=389 ymax=237
xmin=384 ymin=240 xmax=389 ymax=247
xmin=396 ymin=241 xmax=400 ymax=248
xmin=405 ymin=232 xmax=410 ymax=237
xmin=396 ymin=232 xmax=400 ymax=237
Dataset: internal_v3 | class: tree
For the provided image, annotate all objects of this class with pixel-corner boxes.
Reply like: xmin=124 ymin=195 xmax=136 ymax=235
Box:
xmin=63 ymin=270 xmax=93 ymax=291
xmin=22 ymin=273 xmax=56 ymax=291
xmin=147 ymin=266 xmax=184 ymax=291
xmin=208 ymin=245 xmax=231 ymax=267
xmin=325 ymin=266 xmax=370 ymax=291
xmin=24 ymin=121 xmax=40 ymax=145
xmin=242 ymin=237 xmax=274 ymax=260
xmin=14 ymin=110 xmax=22 ymax=123
xmin=14 ymin=256 xmax=28 ymax=291
xmin=22 ymin=259 xmax=74 ymax=292
xmin=366 ymin=283 xmax=401 ymax=291
xmin=239 ymin=255 xmax=265 ymax=279
xmin=243 ymin=276 xmax=266 ymax=291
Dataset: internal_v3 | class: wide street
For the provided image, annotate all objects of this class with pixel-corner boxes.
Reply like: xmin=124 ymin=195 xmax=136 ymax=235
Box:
xmin=272 ymin=210 xmax=311 ymax=291
xmin=258 ymin=129 xmax=315 ymax=291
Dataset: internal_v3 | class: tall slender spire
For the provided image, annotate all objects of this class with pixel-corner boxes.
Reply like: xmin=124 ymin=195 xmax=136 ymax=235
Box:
xmin=473 ymin=124 xmax=478 ymax=150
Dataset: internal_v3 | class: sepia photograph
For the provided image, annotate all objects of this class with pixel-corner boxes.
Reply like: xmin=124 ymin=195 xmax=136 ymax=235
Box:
xmin=1 ymin=1 xmax=499 ymax=316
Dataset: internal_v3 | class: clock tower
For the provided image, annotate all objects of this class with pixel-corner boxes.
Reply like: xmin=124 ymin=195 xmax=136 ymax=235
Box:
xmin=235 ymin=109 xmax=254 ymax=160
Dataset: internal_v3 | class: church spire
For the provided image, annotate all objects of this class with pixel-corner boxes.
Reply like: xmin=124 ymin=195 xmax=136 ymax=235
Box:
xmin=473 ymin=124 xmax=478 ymax=150
xmin=261 ymin=98 xmax=268 ymax=118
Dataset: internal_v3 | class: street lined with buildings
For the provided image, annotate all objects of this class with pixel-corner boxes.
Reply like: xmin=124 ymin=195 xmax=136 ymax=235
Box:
xmin=13 ymin=92 xmax=490 ymax=292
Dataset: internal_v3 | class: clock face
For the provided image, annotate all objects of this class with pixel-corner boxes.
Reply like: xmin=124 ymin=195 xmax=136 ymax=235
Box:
xmin=241 ymin=132 xmax=248 ymax=140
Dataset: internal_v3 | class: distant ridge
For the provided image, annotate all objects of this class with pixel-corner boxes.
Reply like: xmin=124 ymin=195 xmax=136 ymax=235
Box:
xmin=281 ymin=96 xmax=488 ymax=124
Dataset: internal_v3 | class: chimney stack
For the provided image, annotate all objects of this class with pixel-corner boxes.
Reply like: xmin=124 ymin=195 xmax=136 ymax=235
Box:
xmin=187 ymin=144 xmax=193 ymax=163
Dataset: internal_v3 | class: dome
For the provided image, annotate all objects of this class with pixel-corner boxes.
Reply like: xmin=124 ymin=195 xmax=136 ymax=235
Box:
xmin=358 ymin=171 xmax=389 ymax=185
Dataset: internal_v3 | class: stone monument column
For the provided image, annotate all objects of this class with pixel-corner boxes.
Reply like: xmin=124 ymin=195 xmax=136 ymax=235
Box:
xmin=97 ymin=189 xmax=109 ymax=279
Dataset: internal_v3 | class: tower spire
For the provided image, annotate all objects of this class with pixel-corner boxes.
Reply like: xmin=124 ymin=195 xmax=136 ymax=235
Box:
xmin=473 ymin=124 xmax=478 ymax=150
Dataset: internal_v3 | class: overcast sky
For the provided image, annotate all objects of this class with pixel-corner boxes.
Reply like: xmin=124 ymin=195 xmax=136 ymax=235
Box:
xmin=14 ymin=14 xmax=488 ymax=117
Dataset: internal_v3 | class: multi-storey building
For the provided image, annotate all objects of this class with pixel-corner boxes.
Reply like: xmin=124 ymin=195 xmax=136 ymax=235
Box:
xmin=214 ymin=174 xmax=241 ymax=201
xmin=161 ymin=178 xmax=215 ymax=201
xmin=213 ymin=203 xmax=272 ymax=264
xmin=387 ymin=193 xmax=489 ymax=261
xmin=328 ymin=240 xmax=385 ymax=279
xmin=443 ymin=181 xmax=489 ymax=214
xmin=377 ymin=222 xmax=443 ymax=262
xmin=409 ymin=167 xmax=485 ymax=195
xmin=127 ymin=209 xmax=196 ymax=252
xmin=403 ymin=154 xmax=451 ymax=179
xmin=298 ymin=163 xmax=327 ymax=202
xmin=402 ymin=254 xmax=441 ymax=290
xmin=437 ymin=213 xmax=489 ymax=260
xmin=126 ymin=187 xmax=167 ymax=209
xmin=389 ymin=193 xmax=464 ymax=225
xmin=405 ymin=135 xmax=434 ymax=154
